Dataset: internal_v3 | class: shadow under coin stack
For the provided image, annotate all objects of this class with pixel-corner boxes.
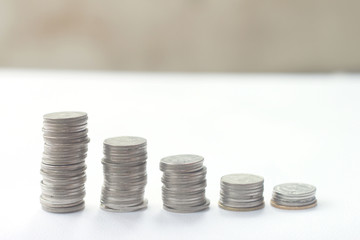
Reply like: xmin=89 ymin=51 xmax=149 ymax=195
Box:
xmin=271 ymin=183 xmax=317 ymax=210
xmin=219 ymin=173 xmax=265 ymax=211
xmin=160 ymin=154 xmax=210 ymax=213
xmin=40 ymin=112 xmax=89 ymax=213
xmin=101 ymin=136 xmax=148 ymax=212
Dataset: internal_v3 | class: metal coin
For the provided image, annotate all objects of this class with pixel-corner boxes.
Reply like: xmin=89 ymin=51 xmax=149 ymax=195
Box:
xmin=163 ymin=199 xmax=210 ymax=213
xmin=219 ymin=173 xmax=265 ymax=211
xmin=43 ymin=111 xmax=87 ymax=122
xmin=160 ymin=154 xmax=209 ymax=213
xmin=271 ymin=200 xmax=317 ymax=210
xmin=273 ymin=183 xmax=316 ymax=197
xmin=104 ymin=136 xmax=147 ymax=148
xmin=218 ymin=201 xmax=265 ymax=212
xmin=100 ymin=199 xmax=148 ymax=213
xmin=100 ymin=136 xmax=148 ymax=212
xmin=271 ymin=183 xmax=317 ymax=209
xmin=40 ymin=111 xmax=89 ymax=213
xmin=221 ymin=173 xmax=264 ymax=186
xmin=41 ymin=201 xmax=85 ymax=213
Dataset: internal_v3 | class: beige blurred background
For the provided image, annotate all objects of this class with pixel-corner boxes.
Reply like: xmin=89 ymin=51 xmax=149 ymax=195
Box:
xmin=0 ymin=0 xmax=359 ymax=72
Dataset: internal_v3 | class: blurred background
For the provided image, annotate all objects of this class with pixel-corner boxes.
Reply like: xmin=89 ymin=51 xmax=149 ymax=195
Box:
xmin=1 ymin=0 xmax=359 ymax=72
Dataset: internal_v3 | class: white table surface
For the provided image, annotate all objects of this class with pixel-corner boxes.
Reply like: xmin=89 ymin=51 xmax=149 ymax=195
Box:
xmin=1 ymin=70 xmax=359 ymax=239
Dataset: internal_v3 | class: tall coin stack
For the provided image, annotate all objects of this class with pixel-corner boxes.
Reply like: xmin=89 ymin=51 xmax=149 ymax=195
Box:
xmin=271 ymin=183 xmax=317 ymax=210
xmin=100 ymin=136 xmax=148 ymax=212
xmin=160 ymin=154 xmax=210 ymax=213
xmin=40 ymin=112 xmax=89 ymax=213
xmin=219 ymin=173 xmax=265 ymax=211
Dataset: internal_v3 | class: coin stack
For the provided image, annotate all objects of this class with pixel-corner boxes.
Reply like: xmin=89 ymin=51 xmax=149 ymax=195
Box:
xmin=40 ymin=112 xmax=89 ymax=213
xmin=271 ymin=183 xmax=317 ymax=210
xmin=160 ymin=154 xmax=210 ymax=213
xmin=100 ymin=136 xmax=148 ymax=212
xmin=219 ymin=173 xmax=265 ymax=211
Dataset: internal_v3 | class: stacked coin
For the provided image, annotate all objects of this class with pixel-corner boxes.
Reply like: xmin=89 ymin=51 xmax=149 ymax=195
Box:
xmin=160 ymin=154 xmax=209 ymax=213
xmin=100 ymin=136 xmax=148 ymax=212
xmin=219 ymin=173 xmax=265 ymax=211
xmin=40 ymin=112 xmax=89 ymax=213
xmin=271 ymin=183 xmax=317 ymax=210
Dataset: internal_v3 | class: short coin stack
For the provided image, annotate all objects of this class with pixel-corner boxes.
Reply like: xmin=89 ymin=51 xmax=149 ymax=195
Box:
xmin=101 ymin=136 xmax=148 ymax=212
xmin=40 ymin=112 xmax=89 ymax=213
xmin=271 ymin=183 xmax=317 ymax=210
xmin=160 ymin=154 xmax=209 ymax=213
xmin=219 ymin=173 xmax=265 ymax=211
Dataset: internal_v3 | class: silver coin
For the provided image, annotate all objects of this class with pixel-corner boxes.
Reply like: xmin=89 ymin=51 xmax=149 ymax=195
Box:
xmin=100 ymin=136 xmax=148 ymax=212
xmin=104 ymin=136 xmax=147 ymax=148
xmin=272 ymin=197 xmax=317 ymax=207
xmin=40 ymin=111 xmax=89 ymax=213
xmin=41 ymin=181 xmax=85 ymax=191
xmin=163 ymin=199 xmax=210 ymax=213
xmin=272 ymin=192 xmax=314 ymax=200
xmin=103 ymin=151 xmax=147 ymax=159
xmin=43 ymin=120 xmax=88 ymax=128
xmin=221 ymin=201 xmax=264 ymax=209
xmin=221 ymin=173 xmax=264 ymax=186
xmin=103 ymin=155 xmax=147 ymax=164
xmin=40 ymin=197 xmax=84 ymax=207
xmin=163 ymin=190 xmax=205 ymax=199
xmin=43 ymin=134 xmax=89 ymax=142
xmin=162 ymin=180 xmax=207 ymax=190
xmin=43 ymin=144 xmax=88 ymax=152
xmin=102 ymin=161 xmax=146 ymax=172
xmin=103 ymin=146 xmax=147 ymax=153
xmin=220 ymin=191 xmax=264 ymax=199
xmin=219 ymin=173 xmax=265 ymax=211
xmin=160 ymin=154 xmax=209 ymax=213
xmin=42 ymin=124 xmax=88 ymax=133
xmin=271 ymin=183 xmax=317 ymax=209
xmin=103 ymin=180 xmax=147 ymax=188
xmin=43 ymin=128 xmax=88 ymax=137
xmin=273 ymin=183 xmax=316 ymax=197
xmin=44 ymin=137 xmax=90 ymax=146
xmin=221 ymin=196 xmax=265 ymax=204
xmin=41 ymin=192 xmax=86 ymax=205
xmin=41 ymin=201 xmax=85 ymax=213
xmin=102 ymin=188 xmax=144 ymax=196
xmin=160 ymin=154 xmax=203 ymax=168
xmin=42 ymin=156 xmax=87 ymax=166
xmin=100 ymin=199 xmax=148 ymax=213
xmin=43 ymin=111 xmax=87 ymax=121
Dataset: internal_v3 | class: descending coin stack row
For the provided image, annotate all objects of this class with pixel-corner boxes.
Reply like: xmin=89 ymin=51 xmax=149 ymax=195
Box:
xmin=100 ymin=136 xmax=148 ymax=212
xmin=40 ymin=112 xmax=89 ymax=213
xmin=271 ymin=183 xmax=317 ymax=210
xmin=39 ymin=112 xmax=319 ymax=213
xmin=160 ymin=154 xmax=210 ymax=213
xmin=219 ymin=173 xmax=265 ymax=211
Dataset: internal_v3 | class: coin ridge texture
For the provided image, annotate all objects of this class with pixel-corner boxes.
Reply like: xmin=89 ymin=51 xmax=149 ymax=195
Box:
xmin=40 ymin=111 xmax=89 ymax=213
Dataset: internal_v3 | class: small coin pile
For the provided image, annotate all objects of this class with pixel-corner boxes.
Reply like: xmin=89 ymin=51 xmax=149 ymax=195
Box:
xmin=100 ymin=136 xmax=148 ymax=212
xmin=219 ymin=173 xmax=265 ymax=211
xmin=40 ymin=112 xmax=89 ymax=213
xmin=271 ymin=183 xmax=317 ymax=210
xmin=160 ymin=154 xmax=209 ymax=213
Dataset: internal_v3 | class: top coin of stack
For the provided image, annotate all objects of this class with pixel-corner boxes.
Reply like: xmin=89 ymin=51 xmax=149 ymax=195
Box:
xmin=100 ymin=136 xmax=148 ymax=212
xmin=271 ymin=183 xmax=317 ymax=210
xmin=219 ymin=173 xmax=265 ymax=211
xmin=160 ymin=154 xmax=210 ymax=213
xmin=40 ymin=111 xmax=89 ymax=213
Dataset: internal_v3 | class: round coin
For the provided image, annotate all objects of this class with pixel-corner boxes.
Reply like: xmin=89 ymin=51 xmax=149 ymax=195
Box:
xmin=43 ymin=112 xmax=87 ymax=121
